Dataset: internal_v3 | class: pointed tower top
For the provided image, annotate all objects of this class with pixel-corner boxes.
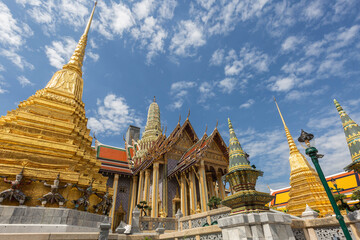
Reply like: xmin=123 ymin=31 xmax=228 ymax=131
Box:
xmin=141 ymin=98 xmax=161 ymax=142
xmin=227 ymin=118 xmax=250 ymax=172
xmin=334 ymin=99 xmax=360 ymax=171
xmin=274 ymin=98 xmax=299 ymax=155
xmin=153 ymin=96 xmax=156 ymax=102
xmin=63 ymin=1 xmax=97 ymax=76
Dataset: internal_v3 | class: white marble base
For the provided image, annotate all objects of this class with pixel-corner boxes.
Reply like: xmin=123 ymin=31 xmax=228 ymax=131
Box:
xmin=218 ymin=212 xmax=295 ymax=240
xmin=0 ymin=224 xmax=99 ymax=233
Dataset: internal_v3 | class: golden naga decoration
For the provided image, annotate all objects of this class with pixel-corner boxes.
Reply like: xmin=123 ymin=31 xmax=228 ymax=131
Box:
xmin=0 ymin=1 xmax=112 ymax=210
xmin=274 ymin=99 xmax=332 ymax=216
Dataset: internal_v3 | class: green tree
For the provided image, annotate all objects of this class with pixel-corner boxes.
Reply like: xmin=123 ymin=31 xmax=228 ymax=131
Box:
xmin=351 ymin=188 xmax=360 ymax=210
xmin=207 ymin=196 xmax=222 ymax=210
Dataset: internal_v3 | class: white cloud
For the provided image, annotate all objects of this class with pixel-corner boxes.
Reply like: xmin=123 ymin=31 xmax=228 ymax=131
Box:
xmin=281 ymin=36 xmax=303 ymax=52
xmin=268 ymin=75 xmax=298 ymax=92
xmin=88 ymin=52 xmax=99 ymax=62
xmin=0 ymin=86 xmax=7 ymax=94
xmin=209 ymin=49 xmax=224 ymax=66
xmin=0 ymin=64 xmax=5 ymax=72
xmin=45 ymin=37 xmax=77 ymax=69
xmin=133 ymin=0 xmax=155 ymax=20
xmin=0 ymin=2 xmax=33 ymax=47
xmin=168 ymin=81 xmax=197 ymax=110
xmin=158 ymin=0 xmax=177 ymax=19
xmin=1 ymin=49 xmax=34 ymax=70
xmin=303 ymin=0 xmax=324 ymax=20
xmin=240 ymin=99 xmax=255 ymax=109
xmin=218 ymin=78 xmax=237 ymax=94
xmin=224 ymin=46 xmax=270 ymax=76
xmin=88 ymin=94 xmax=142 ymax=135
xmin=170 ymin=20 xmax=206 ymax=56
xmin=17 ymin=75 xmax=34 ymax=87
xmin=198 ymin=82 xmax=215 ymax=103
xmin=96 ymin=1 xmax=135 ymax=39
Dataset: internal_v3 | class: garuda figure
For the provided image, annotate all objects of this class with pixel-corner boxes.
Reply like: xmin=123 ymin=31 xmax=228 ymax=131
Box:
xmin=39 ymin=174 xmax=69 ymax=207
xmin=0 ymin=169 xmax=32 ymax=205
xmin=72 ymin=179 xmax=95 ymax=211
xmin=93 ymin=190 xmax=112 ymax=215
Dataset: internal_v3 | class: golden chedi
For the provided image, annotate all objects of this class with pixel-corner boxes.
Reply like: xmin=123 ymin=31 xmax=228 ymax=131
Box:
xmin=0 ymin=2 xmax=112 ymax=209
xmin=275 ymin=99 xmax=332 ymax=216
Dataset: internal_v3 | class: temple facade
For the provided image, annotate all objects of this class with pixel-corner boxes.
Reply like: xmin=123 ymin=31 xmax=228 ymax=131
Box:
xmin=97 ymin=100 xmax=229 ymax=224
xmin=275 ymin=100 xmax=333 ymax=216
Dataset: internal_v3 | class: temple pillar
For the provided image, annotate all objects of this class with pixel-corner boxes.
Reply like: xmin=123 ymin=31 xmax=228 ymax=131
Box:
xmin=137 ymin=171 xmax=144 ymax=204
xmin=151 ymin=162 xmax=159 ymax=217
xmin=217 ymin=172 xmax=225 ymax=200
xmin=143 ymin=169 xmax=151 ymax=202
xmin=198 ymin=161 xmax=209 ymax=212
xmin=110 ymin=174 xmax=119 ymax=232
xmin=128 ymin=175 xmax=138 ymax=225
xmin=180 ymin=173 xmax=188 ymax=216
xmin=189 ymin=171 xmax=197 ymax=215
xmin=206 ymin=172 xmax=215 ymax=198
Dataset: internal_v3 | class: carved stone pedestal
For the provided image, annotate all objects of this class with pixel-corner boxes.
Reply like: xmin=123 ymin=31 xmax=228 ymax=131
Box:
xmin=218 ymin=212 xmax=295 ymax=240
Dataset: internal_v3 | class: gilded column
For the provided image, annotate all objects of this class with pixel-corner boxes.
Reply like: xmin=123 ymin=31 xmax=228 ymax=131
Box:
xmin=180 ymin=173 xmax=188 ymax=216
xmin=206 ymin=172 xmax=215 ymax=198
xmin=110 ymin=174 xmax=119 ymax=231
xmin=128 ymin=175 xmax=138 ymax=225
xmin=189 ymin=171 xmax=197 ymax=214
xmin=137 ymin=170 xmax=144 ymax=204
xmin=143 ymin=169 xmax=151 ymax=202
xmin=217 ymin=172 xmax=225 ymax=200
xmin=198 ymin=161 xmax=209 ymax=212
xmin=151 ymin=162 xmax=160 ymax=217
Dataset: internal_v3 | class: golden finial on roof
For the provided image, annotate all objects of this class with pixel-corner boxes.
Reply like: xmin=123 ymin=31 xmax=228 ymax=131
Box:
xmin=274 ymin=97 xmax=299 ymax=154
xmin=215 ymin=119 xmax=218 ymax=129
xmin=178 ymin=114 xmax=181 ymax=125
xmin=187 ymin=109 xmax=190 ymax=119
xmin=153 ymin=96 xmax=156 ymax=102
xmin=228 ymin=118 xmax=233 ymax=129
xmin=204 ymin=124 xmax=208 ymax=135
xmin=62 ymin=1 xmax=97 ymax=76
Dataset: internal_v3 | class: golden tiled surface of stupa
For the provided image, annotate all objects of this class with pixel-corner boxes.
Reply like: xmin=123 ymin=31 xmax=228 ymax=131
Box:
xmin=0 ymin=2 xmax=112 ymax=208
xmin=275 ymin=100 xmax=333 ymax=216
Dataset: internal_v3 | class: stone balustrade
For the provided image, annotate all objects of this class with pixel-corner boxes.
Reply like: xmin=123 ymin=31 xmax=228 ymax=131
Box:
xmin=139 ymin=217 xmax=177 ymax=231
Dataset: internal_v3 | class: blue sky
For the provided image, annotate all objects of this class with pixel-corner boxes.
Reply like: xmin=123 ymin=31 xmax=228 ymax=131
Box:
xmin=1 ymin=0 xmax=360 ymax=192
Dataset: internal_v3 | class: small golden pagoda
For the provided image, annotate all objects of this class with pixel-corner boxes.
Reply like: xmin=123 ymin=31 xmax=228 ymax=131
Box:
xmin=275 ymin=100 xmax=332 ymax=216
xmin=0 ymin=2 xmax=111 ymax=208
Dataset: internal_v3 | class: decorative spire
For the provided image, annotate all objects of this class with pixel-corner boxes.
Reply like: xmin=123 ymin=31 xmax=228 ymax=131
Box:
xmin=334 ymin=99 xmax=360 ymax=171
xmin=228 ymin=118 xmax=250 ymax=172
xmin=63 ymin=1 xmax=97 ymax=76
xmin=141 ymin=98 xmax=161 ymax=142
xmin=153 ymin=96 xmax=156 ymax=102
xmin=274 ymin=98 xmax=299 ymax=154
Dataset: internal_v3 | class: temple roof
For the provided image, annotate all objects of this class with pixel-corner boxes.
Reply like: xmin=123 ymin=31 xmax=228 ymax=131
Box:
xmin=97 ymin=144 xmax=132 ymax=175
xmin=168 ymin=126 xmax=228 ymax=178
xmin=334 ymin=99 xmax=360 ymax=171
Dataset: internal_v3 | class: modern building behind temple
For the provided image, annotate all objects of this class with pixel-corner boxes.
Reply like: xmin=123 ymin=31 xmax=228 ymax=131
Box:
xmin=96 ymin=99 xmax=229 ymax=224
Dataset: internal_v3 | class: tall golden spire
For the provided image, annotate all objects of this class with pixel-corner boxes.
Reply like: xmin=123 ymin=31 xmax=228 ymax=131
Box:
xmin=274 ymin=98 xmax=299 ymax=155
xmin=45 ymin=1 xmax=97 ymax=100
xmin=273 ymin=98 xmax=333 ymax=216
xmin=63 ymin=1 xmax=97 ymax=76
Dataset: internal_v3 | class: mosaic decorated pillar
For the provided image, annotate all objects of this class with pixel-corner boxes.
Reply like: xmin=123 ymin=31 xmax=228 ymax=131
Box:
xmin=198 ymin=161 xmax=209 ymax=212
xmin=189 ymin=171 xmax=197 ymax=214
xmin=151 ymin=162 xmax=160 ymax=217
xmin=110 ymin=174 xmax=119 ymax=231
xmin=128 ymin=175 xmax=138 ymax=224
xmin=206 ymin=172 xmax=215 ymax=198
xmin=143 ymin=169 xmax=151 ymax=202
xmin=137 ymin=170 xmax=144 ymax=204
xmin=180 ymin=173 xmax=188 ymax=216
xmin=217 ymin=172 xmax=225 ymax=200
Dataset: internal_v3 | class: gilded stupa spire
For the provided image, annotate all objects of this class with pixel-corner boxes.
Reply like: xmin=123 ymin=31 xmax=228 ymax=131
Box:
xmin=228 ymin=118 xmax=250 ymax=171
xmin=45 ymin=1 xmax=97 ymax=100
xmin=63 ymin=1 xmax=97 ymax=76
xmin=334 ymin=99 xmax=360 ymax=172
xmin=274 ymin=98 xmax=299 ymax=155
xmin=273 ymin=98 xmax=333 ymax=216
